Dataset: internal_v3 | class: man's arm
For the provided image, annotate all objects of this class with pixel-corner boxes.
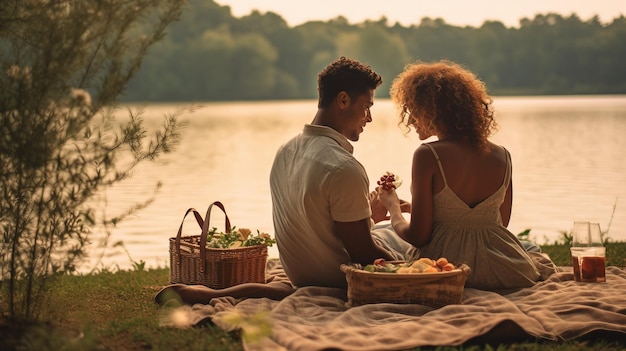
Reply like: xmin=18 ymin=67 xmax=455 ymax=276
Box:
xmin=334 ymin=219 xmax=393 ymax=265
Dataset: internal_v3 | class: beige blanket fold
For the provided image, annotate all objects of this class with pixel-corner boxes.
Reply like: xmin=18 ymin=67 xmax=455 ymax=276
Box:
xmin=160 ymin=260 xmax=626 ymax=351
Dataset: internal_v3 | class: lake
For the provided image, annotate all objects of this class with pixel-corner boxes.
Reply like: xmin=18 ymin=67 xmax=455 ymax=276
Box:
xmin=85 ymin=95 xmax=626 ymax=272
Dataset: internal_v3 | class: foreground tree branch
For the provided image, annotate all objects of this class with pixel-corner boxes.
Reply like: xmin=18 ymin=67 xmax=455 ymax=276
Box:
xmin=0 ymin=0 xmax=188 ymax=323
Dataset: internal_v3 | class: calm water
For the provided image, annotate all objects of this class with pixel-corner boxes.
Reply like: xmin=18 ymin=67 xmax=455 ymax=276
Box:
xmin=85 ymin=95 xmax=626 ymax=271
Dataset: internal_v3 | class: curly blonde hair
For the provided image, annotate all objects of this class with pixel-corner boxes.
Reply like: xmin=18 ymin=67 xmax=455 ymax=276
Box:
xmin=390 ymin=60 xmax=496 ymax=149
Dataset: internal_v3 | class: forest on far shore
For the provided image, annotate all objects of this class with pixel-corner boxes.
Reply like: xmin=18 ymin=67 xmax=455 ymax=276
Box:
xmin=123 ymin=0 xmax=626 ymax=102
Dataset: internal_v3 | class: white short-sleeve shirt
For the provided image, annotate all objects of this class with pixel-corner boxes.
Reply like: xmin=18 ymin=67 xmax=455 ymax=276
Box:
xmin=270 ymin=124 xmax=371 ymax=288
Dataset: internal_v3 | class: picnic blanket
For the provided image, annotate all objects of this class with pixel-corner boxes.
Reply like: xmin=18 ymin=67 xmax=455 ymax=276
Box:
xmin=159 ymin=259 xmax=626 ymax=351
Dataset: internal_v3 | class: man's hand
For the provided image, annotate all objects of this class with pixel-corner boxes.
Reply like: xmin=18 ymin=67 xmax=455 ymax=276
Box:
xmin=369 ymin=190 xmax=389 ymax=223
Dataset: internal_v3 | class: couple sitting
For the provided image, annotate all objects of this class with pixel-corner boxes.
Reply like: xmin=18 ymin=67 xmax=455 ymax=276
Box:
xmin=156 ymin=57 xmax=555 ymax=306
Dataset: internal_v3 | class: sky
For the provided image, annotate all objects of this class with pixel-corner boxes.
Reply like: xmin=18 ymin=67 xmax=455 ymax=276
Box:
xmin=216 ymin=0 xmax=626 ymax=28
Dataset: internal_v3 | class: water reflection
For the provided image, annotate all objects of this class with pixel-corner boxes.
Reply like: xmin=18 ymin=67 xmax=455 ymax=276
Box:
xmin=85 ymin=96 xmax=626 ymax=271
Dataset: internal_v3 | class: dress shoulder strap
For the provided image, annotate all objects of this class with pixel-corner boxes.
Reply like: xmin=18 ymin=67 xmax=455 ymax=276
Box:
xmin=423 ymin=143 xmax=448 ymax=187
xmin=502 ymin=147 xmax=512 ymax=187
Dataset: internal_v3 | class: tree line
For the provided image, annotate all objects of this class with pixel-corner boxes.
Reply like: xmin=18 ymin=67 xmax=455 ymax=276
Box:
xmin=123 ymin=0 xmax=626 ymax=102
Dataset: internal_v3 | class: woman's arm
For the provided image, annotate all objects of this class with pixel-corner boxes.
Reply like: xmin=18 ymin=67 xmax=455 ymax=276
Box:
xmin=500 ymin=148 xmax=513 ymax=227
xmin=380 ymin=146 xmax=435 ymax=248
xmin=500 ymin=177 xmax=513 ymax=227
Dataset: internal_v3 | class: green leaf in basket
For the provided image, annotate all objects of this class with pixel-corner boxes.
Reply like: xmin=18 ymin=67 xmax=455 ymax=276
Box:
xmin=363 ymin=264 xmax=377 ymax=272
xmin=207 ymin=226 xmax=276 ymax=249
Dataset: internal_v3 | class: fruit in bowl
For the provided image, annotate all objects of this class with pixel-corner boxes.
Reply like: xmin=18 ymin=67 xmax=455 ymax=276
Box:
xmin=362 ymin=257 xmax=457 ymax=274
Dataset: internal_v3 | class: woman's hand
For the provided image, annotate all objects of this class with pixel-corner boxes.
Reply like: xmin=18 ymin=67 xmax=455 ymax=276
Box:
xmin=373 ymin=185 xmax=412 ymax=221
xmin=376 ymin=186 xmax=401 ymax=213
xmin=377 ymin=186 xmax=414 ymax=241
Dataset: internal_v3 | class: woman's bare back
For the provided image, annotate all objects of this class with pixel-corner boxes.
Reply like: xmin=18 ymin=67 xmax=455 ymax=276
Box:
xmin=427 ymin=140 xmax=508 ymax=208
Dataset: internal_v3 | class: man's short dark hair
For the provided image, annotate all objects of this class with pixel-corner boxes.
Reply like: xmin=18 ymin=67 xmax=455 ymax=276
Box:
xmin=317 ymin=57 xmax=383 ymax=108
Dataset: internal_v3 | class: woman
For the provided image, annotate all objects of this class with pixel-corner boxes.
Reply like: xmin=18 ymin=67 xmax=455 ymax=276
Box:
xmin=377 ymin=60 xmax=551 ymax=291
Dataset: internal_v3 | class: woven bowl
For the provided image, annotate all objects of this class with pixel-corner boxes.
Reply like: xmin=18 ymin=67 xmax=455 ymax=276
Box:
xmin=340 ymin=261 xmax=471 ymax=308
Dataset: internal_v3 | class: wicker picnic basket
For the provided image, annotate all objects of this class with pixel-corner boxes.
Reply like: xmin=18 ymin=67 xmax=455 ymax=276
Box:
xmin=169 ymin=201 xmax=267 ymax=289
xmin=340 ymin=261 xmax=471 ymax=308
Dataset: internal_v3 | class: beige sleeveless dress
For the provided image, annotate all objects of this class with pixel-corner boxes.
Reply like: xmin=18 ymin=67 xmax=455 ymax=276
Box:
xmin=416 ymin=143 xmax=541 ymax=290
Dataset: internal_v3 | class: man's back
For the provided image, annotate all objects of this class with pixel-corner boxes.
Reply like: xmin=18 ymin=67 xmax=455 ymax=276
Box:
xmin=270 ymin=124 xmax=371 ymax=288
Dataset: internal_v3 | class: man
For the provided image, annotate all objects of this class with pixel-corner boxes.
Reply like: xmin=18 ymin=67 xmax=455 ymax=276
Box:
xmin=270 ymin=56 xmax=410 ymax=289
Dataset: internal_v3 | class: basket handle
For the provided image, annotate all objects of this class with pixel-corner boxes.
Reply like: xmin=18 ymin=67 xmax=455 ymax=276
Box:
xmin=458 ymin=263 xmax=472 ymax=277
xmin=199 ymin=201 xmax=232 ymax=272
xmin=340 ymin=263 xmax=361 ymax=275
xmin=174 ymin=208 xmax=204 ymax=256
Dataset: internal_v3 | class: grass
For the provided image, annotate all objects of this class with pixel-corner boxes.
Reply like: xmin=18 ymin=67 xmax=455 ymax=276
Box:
xmin=1 ymin=243 xmax=625 ymax=351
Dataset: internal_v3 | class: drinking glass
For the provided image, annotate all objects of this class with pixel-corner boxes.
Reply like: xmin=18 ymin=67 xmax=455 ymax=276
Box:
xmin=588 ymin=222 xmax=606 ymax=282
xmin=589 ymin=222 xmax=604 ymax=247
xmin=570 ymin=221 xmax=606 ymax=283
xmin=572 ymin=221 xmax=590 ymax=247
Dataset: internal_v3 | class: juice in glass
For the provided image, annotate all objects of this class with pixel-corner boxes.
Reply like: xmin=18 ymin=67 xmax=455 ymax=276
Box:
xmin=581 ymin=256 xmax=606 ymax=283
xmin=570 ymin=247 xmax=606 ymax=283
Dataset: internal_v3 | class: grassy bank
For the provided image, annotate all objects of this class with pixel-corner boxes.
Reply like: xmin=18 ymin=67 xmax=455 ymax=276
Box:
xmin=1 ymin=243 xmax=625 ymax=351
